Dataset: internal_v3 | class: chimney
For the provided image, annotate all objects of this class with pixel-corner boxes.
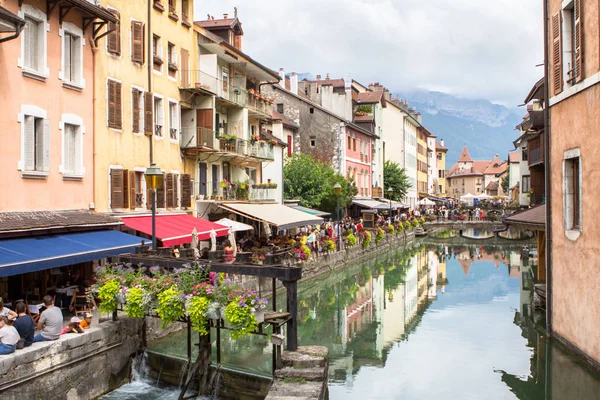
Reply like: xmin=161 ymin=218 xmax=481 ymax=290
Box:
xmin=234 ymin=7 xmax=238 ymax=18
xmin=278 ymin=68 xmax=285 ymax=84
xmin=316 ymin=74 xmax=321 ymax=81
xmin=326 ymin=73 xmax=330 ymax=80
xmin=290 ymin=72 xmax=298 ymax=95
xmin=223 ymin=13 xmax=229 ymax=19
xmin=440 ymin=139 xmax=445 ymax=147
xmin=344 ymin=73 xmax=351 ymax=89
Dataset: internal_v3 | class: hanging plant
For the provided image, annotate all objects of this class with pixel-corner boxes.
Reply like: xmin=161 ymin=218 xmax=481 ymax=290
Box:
xmin=156 ymin=287 xmax=185 ymax=328
xmin=375 ymin=227 xmax=385 ymax=244
xmin=188 ymin=296 xmax=211 ymax=335
xmin=345 ymin=233 xmax=357 ymax=247
xmin=98 ymin=279 xmax=120 ymax=314
xmin=124 ymin=287 xmax=145 ymax=318
xmin=225 ymin=299 xmax=258 ymax=340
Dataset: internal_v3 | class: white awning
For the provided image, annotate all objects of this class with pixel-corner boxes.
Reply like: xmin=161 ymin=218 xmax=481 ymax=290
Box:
xmin=214 ymin=218 xmax=254 ymax=232
xmin=218 ymin=203 xmax=323 ymax=230
xmin=352 ymin=199 xmax=386 ymax=209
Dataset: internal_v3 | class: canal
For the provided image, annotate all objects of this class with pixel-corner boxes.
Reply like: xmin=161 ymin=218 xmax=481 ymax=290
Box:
xmin=104 ymin=235 xmax=600 ymax=399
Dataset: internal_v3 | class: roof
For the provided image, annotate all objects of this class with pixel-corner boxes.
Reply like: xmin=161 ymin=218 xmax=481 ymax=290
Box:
xmin=0 ymin=211 xmax=121 ymax=235
xmin=0 ymin=5 xmax=25 ymax=27
xmin=271 ymin=110 xmax=299 ymax=129
xmin=436 ymin=140 xmax=448 ymax=151
xmin=508 ymin=151 xmax=521 ymax=163
xmin=357 ymin=91 xmax=384 ymax=104
xmin=195 ymin=17 xmax=243 ymax=34
xmin=287 ymin=205 xmax=331 ymax=217
xmin=260 ymin=129 xmax=287 ymax=146
xmin=60 ymin=0 xmax=118 ymax=23
xmin=485 ymin=181 xmax=499 ymax=190
xmin=524 ymin=77 xmax=545 ymax=104
xmin=458 ymin=146 xmax=473 ymax=162
xmin=315 ymin=79 xmax=345 ymax=88
xmin=447 ymin=160 xmax=492 ymax=178
xmin=504 ymin=205 xmax=546 ymax=230
xmin=484 ymin=156 xmax=507 ymax=175
xmin=218 ymin=203 xmax=323 ymax=230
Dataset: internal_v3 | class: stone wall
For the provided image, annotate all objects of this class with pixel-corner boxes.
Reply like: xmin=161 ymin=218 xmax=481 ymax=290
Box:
xmin=0 ymin=318 xmax=142 ymax=400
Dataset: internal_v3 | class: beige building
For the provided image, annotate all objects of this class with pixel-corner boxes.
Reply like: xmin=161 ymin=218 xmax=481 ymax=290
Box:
xmin=446 ymin=146 xmax=507 ymax=198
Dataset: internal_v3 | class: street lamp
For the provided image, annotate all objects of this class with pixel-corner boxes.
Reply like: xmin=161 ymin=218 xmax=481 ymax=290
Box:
xmin=333 ymin=182 xmax=342 ymax=221
xmin=145 ymin=162 xmax=164 ymax=251
xmin=387 ymin=187 xmax=393 ymax=222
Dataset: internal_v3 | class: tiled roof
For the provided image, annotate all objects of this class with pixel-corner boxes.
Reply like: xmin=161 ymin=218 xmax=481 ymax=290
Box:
xmin=316 ymin=79 xmax=345 ymax=88
xmin=0 ymin=211 xmax=121 ymax=234
xmin=436 ymin=140 xmax=448 ymax=151
xmin=508 ymin=151 xmax=520 ymax=163
xmin=458 ymin=146 xmax=472 ymax=162
xmin=486 ymin=181 xmax=499 ymax=190
xmin=484 ymin=156 xmax=507 ymax=175
xmin=260 ymin=130 xmax=287 ymax=146
xmin=504 ymin=205 xmax=546 ymax=229
xmin=195 ymin=18 xmax=237 ymax=28
xmin=357 ymin=91 xmax=383 ymax=104
xmin=271 ymin=110 xmax=299 ymax=129
xmin=447 ymin=160 xmax=492 ymax=178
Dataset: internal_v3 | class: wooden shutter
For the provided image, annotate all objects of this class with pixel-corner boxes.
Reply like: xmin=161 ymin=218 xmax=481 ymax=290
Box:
xmin=173 ymin=174 xmax=179 ymax=207
xmin=144 ymin=92 xmax=153 ymax=135
xmin=132 ymin=21 xmax=144 ymax=64
xmin=110 ymin=169 xmax=124 ymax=208
xmin=574 ymin=0 xmax=583 ymax=83
xmin=157 ymin=179 xmax=165 ymax=208
xmin=108 ymin=80 xmax=117 ymax=128
xmin=166 ymin=173 xmax=174 ymax=208
xmin=181 ymin=174 xmax=191 ymax=207
xmin=552 ymin=12 xmax=563 ymax=95
xmin=24 ymin=116 xmax=35 ymax=171
xmin=129 ymin=170 xmax=136 ymax=209
xmin=132 ymin=88 xmax=140 ymax=133
xmin=115 ymin=82 xmax=122 ymax=129
xmin=108 ymin=10 xmax=121 ymax=55
xmin=122 ymin=169 xmax=130 ymax=209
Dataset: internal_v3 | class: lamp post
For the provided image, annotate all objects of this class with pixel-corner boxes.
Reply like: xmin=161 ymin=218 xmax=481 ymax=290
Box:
xmin=144 ymin=162 xmax=164 ymax=251
xmin=333 ymin=182 xmax=342 ymax=252
xmin=387 ymin=187 xmax=393 ymax=222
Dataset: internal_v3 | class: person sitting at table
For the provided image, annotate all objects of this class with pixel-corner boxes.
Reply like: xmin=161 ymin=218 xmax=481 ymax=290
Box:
xmin=223 ymin=240 xmax=236 ymax=263
xmin=33 ymin=295 xmax=63 ymax=343
xmin=12 ymin=302 xmax=34 ymax=347
xmin=0 ymin=297 xmax=17 ymax=321
xmin=0 ymin=316 xmax=19 ymax=355
xmin=60 ymin=317 xmax=83 ymax=335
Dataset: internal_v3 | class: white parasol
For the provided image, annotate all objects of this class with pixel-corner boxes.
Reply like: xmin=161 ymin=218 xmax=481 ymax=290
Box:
xmin=228 ymin=227 xmax=237 ymax=257
xmin=209 ymin=229 xmax=217 ymax=252
xmin=191 ymin=227 xmax=199 ymax=249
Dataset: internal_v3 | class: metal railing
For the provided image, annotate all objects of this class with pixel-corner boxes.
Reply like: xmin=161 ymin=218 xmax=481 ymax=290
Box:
xmin=195 ymin=181 xmax=276 ymax=202
xmin=180 ymin=127 xmax=275 ymax=160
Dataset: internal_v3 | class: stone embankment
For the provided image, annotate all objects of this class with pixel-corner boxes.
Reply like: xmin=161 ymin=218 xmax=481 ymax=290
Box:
xmin=266 ymin=346 xmax=329 ymax=400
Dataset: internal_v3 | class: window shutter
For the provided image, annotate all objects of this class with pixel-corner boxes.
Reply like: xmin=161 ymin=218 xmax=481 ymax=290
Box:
xmin=144 ymin=91 xmax=153 ymax=135
xmin=24 ymin=116 xmax=35 ymax=171
xmin=181 ymin=174 xmax=191 ymax=207
xmin=552 ymin=12 xmax=563 ymax=95
xmin=64 ymin=34 xmax=72 ymax=82
xmin=157 ymin=178 xmax=166 ymax=208
xmin=173 ymin=174 xmax=179 ymax=207
xmin=166 ymin=173 xmax=174 ymax=208
xmin=132 ymin=88 xmax=140 ymax=133
xmin=75 ymin=126 xmax=83 ymax=175
xmin=574 ymin=0 xmax=583 ymax=83
xmin=132 ymin=21 xmax=144 ymax=64
xmin=108 ymin=80 xmax=116 ymax=128
xmin=122 ymin=169 xmax=130 ymax=209
xmin=108 ymin=10 xmax=121 ymax=55
xmin=63 ymin=125 xmax=72 ymax=174
xmin=129 ymin=170 xmax=136 ymax=209
xmin=42 ymin=119 xmax=50 ymax=172
xmin=111 ymin=169 xmax=124 ymax=208
xmin=115 ymin=82 xmax=123 ymax=129
xmin=287 ymin=135 xmax=292 ymax=157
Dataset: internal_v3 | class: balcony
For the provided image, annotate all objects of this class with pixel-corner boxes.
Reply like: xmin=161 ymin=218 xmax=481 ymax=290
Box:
xmin=528 ymin=136 xmax=544 ymax=167
xmin=180 ymin=127 xmax=274 ymax=161
xmin=195 ymin=181 xmax=277 ymax=202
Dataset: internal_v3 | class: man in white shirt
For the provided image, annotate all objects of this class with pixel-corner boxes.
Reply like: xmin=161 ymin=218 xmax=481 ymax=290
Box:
xmin=0 ymin=315 xmax=20 ymax=355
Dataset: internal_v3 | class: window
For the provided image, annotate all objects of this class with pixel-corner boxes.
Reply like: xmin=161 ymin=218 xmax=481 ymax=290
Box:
xmin=131 ymin=21 xmax=144 ymax=64
xmin=107 ymin=79 xmax=122 ymax=129
xmin=168 ymin=101 xmax=178 ymax=140
xmin=22 ymin=114 xmax=49 ymax=174
xmin=462 ymin=188 xmax=465 ymax=194
xmin=222 ymin=67 xmax=229 ymax=92
xmin=132 ymin=88 xmax=144 ymax=134
xmin=437 ymin=152 xmax=442 ymax=160
xmin=20 ymin=5 xmax=48 ymax=79
xmin=277 ymin=103 xmax=284 ymax=114
xmin=62 ymin=123 xmax=82 ymax=177
xmin=153 ymin=34 xmax=163 ymax=71
xmin=438 ymin=170 xmax=444 ymax=178
xmin=168 ymin=0 xmax=177 ymax=15
xmin=154 ymin=96 xmax=164 ymax=136
xmin=563 ymin=151 xmax=581 ymax=232
xmin=310 ymin=107 xmax=314 ymax=114
xmin=181 ymin=0 xmax=190 ymax=24
xmin=310 ymin=136 xmax=316 ymax=147
xmin=347 ymin=135 xmax=351 ymax=150
xmin=522 ymin=175 xmax=530 ymax=192
xmin=462 ymin=179 xmax=465 ymax=186
xmin=522 ymin=146 xmax=528 ymax=161
xmin=62 ymin=27 xmax=83 ymax=87
xmin=439 ymin=185 xmax=442 ymax=193
xmin=110 ymin=168 xmax=128 ymax=209
xmin=106 ymin=9 xmax=120 ymax=55
xmin=167 ymin=42 xmax=177 ymax=78
xmin=134 ymin=171 xmax=144 ymax=207
xmin=353 ymin=138 xmax=356 ymax=152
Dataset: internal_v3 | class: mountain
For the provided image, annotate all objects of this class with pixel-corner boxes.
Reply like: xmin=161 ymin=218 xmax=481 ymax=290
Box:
xmin=398 ymin=90 xmax=523 ymax=165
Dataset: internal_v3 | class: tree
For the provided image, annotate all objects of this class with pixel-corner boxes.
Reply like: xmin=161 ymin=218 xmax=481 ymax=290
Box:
xmin=383 ymin=160 xmax=411 ymax=201
xmin=501 ymin=169 xmax=510 ymax=194
xmin=284 ymin=153 xmax=357 ymax=215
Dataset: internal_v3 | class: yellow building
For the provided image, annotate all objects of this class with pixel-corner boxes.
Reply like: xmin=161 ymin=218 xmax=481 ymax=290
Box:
xmin=416 ymin=128 xmax=428 ymax=195
xmin=436 ymin=140 xmax=448 ymax=195
xmin=93 ymin=0 xmax=196 ymax=213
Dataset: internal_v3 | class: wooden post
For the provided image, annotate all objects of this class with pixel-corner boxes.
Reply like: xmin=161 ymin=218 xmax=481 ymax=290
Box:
xmin=282 ymin=280 xmax=298 ymax=351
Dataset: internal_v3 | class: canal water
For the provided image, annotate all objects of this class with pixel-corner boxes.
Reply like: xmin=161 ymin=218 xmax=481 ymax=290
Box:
xmin=104 ymin=235 xmax=600 ymax=400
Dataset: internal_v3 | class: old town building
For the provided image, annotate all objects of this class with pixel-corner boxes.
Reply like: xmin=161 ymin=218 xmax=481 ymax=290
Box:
xmin=446 ymin=146 xmax=507 ymax=198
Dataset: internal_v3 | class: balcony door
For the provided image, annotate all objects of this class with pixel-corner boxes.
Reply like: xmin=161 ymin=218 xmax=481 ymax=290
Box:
xmin=196 ymin=109 xmax=214 ymax=147
xmin=199 ymin=162 xmax=207 ymax=196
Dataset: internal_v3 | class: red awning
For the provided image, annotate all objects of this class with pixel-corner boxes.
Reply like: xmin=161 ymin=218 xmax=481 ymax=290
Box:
xmin=121 ymin=214 xmax=229 ymax=247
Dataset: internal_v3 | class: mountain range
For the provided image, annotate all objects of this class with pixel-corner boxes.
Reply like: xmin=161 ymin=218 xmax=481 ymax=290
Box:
xmin=399 ymin=90 xmax=524 ymax=165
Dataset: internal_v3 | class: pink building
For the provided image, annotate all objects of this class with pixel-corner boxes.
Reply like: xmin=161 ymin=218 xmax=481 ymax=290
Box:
xmin=345 ymin=125 xmax=374 ymax=197
xmin=0 ymin=0 xmax=115 ymax=212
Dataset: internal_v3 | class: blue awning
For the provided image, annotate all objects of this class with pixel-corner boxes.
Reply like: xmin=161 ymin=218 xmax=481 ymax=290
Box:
xmin=0 ymin=230 xmax=143 ymax=277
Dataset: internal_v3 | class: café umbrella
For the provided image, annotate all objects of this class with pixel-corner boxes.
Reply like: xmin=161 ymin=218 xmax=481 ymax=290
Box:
xmin=209 ymin=229 xmax=217 ymax=252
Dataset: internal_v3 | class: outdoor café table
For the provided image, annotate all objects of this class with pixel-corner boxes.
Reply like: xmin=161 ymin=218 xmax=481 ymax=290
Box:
xmin=56 ymin=285 xmax=79 ymax=297
xmin=28 ymin=302 xmax=43 ymax=315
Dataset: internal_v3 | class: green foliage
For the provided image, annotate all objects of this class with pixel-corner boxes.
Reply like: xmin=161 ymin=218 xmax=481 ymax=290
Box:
xmin=355 ymin=104 xmax=373 ymax=114
xmin=384 ymin=160 xmax=411 ymax=201
xmin=324 ymin=239 xmax=335 ymax=251
xmin=361 ymin=230 xmax=372 ymax=248
xmin=412 ymin=219 xmax=419 ymax=227
xmin=375 ymin=227 xmax=385 ymax=243
xmin=156 ymin=287 xmax=185 ymax=328
xmin=386 ymin=224 xmax=395 ymax=235
xmin=188 ymin=296 xmax=211 ymax=335
xmin=300 ymin=245 xmax=311 ymax=259
xmin=283 ymin=153 xmax=357 ymax=214
xmin=98 ymin=279 xmax=120 ymax=314
xmin=225 ymin=299 xmax=258 ymax=340
xmin=124 ymin=287 xmax=145 ymax=318
xmin=404 ymin=221 xmax=412 ymax=230
xmin=501 ymin=169 xmax=510 ymax=193
xmin=345 ymin=233 xmax=357 ymax=247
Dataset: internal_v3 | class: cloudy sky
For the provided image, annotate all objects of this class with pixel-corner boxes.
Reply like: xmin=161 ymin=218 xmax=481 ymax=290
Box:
xmin=195 ymin=0 xmax=543 ymax=107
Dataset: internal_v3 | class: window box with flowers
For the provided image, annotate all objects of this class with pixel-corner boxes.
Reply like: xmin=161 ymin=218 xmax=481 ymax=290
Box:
xmin=168 ymin=62 xmax=178 ymax=72
xmin=153 ymin=0 xmax=165 ymax=12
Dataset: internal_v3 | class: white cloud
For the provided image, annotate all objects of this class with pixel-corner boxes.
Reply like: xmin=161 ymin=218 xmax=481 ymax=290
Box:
xmin=195 ymin=0 xmax=543 ymax=106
